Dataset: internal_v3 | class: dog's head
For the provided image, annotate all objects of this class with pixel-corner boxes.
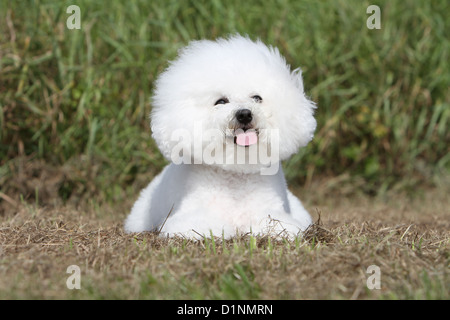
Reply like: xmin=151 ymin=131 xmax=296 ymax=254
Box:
xmin=151 ymin=35 xmax=316 ymax=174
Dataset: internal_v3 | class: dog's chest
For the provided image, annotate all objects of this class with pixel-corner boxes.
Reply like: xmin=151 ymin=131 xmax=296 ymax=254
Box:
xmin=183 ymin=171 xmax=287 ymax=216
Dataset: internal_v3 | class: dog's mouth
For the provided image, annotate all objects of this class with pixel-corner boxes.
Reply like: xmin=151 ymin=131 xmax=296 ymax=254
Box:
xmin=233 ymin=127 xmax=258 ymax=147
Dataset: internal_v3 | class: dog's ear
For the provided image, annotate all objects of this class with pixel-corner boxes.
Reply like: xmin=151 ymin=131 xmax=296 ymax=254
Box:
xmin=291 ymin=67 xmax=317 ymax=113
xmin=275 ymin=66 xmax=317 ymax=159
xmin=291 ymin=68 xmax=305 ymax=93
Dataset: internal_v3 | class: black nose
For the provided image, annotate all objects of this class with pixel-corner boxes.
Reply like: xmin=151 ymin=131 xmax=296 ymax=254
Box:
xmin=235 ymin=109 xmax=253 ymax=125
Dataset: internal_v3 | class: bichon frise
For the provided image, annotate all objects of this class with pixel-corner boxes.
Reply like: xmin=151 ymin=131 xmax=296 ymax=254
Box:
xmin=125 ymin=35 xmax=317 ymax=239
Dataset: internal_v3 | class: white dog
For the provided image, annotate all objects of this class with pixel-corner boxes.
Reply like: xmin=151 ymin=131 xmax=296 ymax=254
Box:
xmin=124 ymin=35 xmax=317 ymax=238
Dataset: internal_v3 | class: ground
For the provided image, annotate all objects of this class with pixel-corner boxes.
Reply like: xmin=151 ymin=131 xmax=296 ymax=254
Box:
xmin=0 ymin=181 xmax=448 ymax=299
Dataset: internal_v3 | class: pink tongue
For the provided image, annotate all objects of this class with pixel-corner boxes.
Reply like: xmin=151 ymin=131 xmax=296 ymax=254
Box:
xmin=236 ymin=131 xmax=258 ymax=146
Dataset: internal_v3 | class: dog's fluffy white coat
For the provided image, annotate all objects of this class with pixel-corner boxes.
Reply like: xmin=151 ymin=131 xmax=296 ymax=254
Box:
xmin=125 ymin=35 xmax=317 ymax=238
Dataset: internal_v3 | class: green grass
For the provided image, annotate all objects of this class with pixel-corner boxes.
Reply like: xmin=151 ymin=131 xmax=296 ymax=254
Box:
xmin=1 ymin=0 xmax=448 ymax=205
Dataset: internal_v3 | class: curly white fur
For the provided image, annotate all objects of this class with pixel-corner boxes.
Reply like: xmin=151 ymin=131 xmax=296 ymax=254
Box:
xmin=125 ymin=35 xmax=317 ymax=239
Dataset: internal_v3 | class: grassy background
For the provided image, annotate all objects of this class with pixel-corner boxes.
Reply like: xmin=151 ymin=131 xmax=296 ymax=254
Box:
xmin=1 ymin=0 xmax=448 ymax=206
xmin=0 ymin=0 xmax=449 ymax=300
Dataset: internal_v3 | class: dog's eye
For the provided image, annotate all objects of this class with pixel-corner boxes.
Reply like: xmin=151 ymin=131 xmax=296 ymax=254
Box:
xmin=214 ymin=98 xmax=229 ymax=105
xmin=252 ymin=95 xmax=263 ymax=103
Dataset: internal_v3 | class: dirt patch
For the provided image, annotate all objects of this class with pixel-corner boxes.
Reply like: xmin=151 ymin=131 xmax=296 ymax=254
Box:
xmin=0 ymin=157 xmax=104 ymax=215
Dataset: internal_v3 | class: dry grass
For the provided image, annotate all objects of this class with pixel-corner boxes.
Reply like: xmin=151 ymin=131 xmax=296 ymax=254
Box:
xmin=0 ymin=184 xmax=448 ymax=300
